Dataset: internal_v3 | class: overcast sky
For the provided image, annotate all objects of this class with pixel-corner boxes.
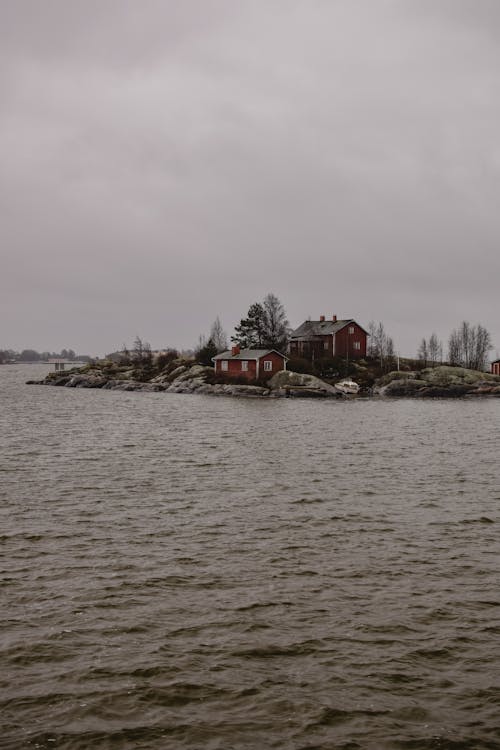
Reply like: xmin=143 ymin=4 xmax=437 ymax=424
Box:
xmin=1 ymin=0 xmax=499 ymax=357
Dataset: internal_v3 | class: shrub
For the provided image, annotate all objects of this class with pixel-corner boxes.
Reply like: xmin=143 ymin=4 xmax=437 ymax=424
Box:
xmin=155 ymin=349 xmax=178 ymax=370
xmin=204 ymin=370 xmax=272 ymax=387
xmin=286 ymin=357 xmax=315 ymax=374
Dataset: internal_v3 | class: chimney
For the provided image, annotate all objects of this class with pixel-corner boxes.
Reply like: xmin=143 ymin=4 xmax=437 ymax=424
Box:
xmin=332 ymin=315 xmax=337 ymax=322
xmin=319 ymin=315 xmax=325 ymax=322
xmin=231 ymin=345 xmax=240 ymax=356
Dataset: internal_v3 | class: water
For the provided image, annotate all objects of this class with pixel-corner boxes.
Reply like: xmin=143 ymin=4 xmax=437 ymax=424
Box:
xmin=1 ymin=364 xmax=500 ymax=750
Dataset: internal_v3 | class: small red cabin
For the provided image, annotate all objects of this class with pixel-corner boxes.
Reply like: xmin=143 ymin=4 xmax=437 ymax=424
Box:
xmin=212 ymin=346 xmax=287 ymax=381
xmin=288 ymin=315 xmax=368 ymax=360
xmin=492 ymin=359 xmax=500 ymax=376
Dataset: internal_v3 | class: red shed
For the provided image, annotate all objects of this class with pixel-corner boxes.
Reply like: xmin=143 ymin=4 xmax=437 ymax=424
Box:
xmin=212 ymin=346 xmax=287 ymax=381
xmin=492 ymin=359 xmax=500 ymax=376
xmin=288 ymin=315 xmax=368 ymax=360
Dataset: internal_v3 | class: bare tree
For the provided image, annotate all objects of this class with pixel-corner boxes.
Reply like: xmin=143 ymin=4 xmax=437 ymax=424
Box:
xmin=142 ymin=341 xmax=153 ymax=366
xmin=233 ymin=294 xmax=290 ymax=351
xmin=428 ymin=333 xmax=441 ymax=366
xmin=367 ymin=321 xmax=378 ymax=358
xmin=448 ymin=328 xmax=462 ymax=366
xmin=120 ymin=342 xmax=131 ymax=365
xmin=369 ymin=321 xmax=395 ymax=370
xmin=417 ymin=338 xmax=428 ymax=367
xmin=209 ymin=316 xmax=228 ymax=353
xmin=448 ymin=321 xmax=492 ymax=370
xmin=262 ymin=293 xmax=289 ymax=351
xmin=473 ymin=324 xmax=493 ymax=370
xmin=132 ymin=336 xmax=144 ymax=362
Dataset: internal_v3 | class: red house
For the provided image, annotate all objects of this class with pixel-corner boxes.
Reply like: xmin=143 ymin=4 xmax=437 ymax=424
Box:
xmin=492 ymin=359 xmax=500 ymax=376
xmin=289 ymin=315 xmax=368 ymax=360
xmin=212 ymin=346 xmax=287 ymax=381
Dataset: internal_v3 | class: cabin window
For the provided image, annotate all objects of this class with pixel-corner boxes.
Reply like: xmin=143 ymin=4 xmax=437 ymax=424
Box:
xmin=221 ymin=360 xmax=228 ymax=371
xmin=264 ymin=360 xmax=272 ymax=371
xmin=323 ymin=341 xmax=329 ymax=350
xmin=241 ymin=361 xmax=248 ymax=371
xmin=348 ymin=326 xmax=355 ymax=334
xmin=353 ymin=341 xmax=360 ymax=350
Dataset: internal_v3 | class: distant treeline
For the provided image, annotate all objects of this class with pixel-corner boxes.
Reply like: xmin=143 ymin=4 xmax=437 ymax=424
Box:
xmin=0 ymin=348 xmax=93 ymax=364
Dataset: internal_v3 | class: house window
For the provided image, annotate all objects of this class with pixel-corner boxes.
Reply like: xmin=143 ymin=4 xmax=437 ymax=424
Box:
xmin=348 ymin=326 xmax=355 ymax=334
xmin=264 ymin=360 xmax=273 ymax=371
xmin=221 ymin=360 xmax=228 ymax=371
xmin=324 ymin=341 xmax=329 ymax=350
xmin=353 ymin=341 xmax=360 ymax=350
xmin=241 ymin=361 xmax=248 ymax=371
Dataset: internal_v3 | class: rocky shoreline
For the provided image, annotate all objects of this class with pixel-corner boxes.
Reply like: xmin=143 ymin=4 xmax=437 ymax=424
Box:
xmin=373 ymin=365 xmax=500 ymax=398
xmin=27 ymin=365 xmax=347 ymax=398
xmin=27 ymin=363 xmax=500 ymax=398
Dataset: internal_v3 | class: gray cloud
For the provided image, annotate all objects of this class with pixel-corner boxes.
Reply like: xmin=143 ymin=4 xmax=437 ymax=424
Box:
xmin=1 ymin=1 xmax=499 ymax=357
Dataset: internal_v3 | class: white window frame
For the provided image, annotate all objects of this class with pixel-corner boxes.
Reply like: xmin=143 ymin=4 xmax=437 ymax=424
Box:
xmin=353 ymin=341 xmax=361 ymax=350
xmin=241 ymin=361 xmax=248 ymax=371
xmin=263 ymin=360 xmax=273 ymax=371
xmin=221 ymin=360 xmax=228 ymax=371
xmin=348 ymin=326 xmax=355 ymax=334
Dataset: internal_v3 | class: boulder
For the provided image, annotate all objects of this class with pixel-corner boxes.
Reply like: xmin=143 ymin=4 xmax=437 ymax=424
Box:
xmin=374 ymin=365 xmax=500 ymax=397
xmin=469 ymin=384 xmax=500 ymax=396
xmin=269 ymin=370 xmax=339 ymax=395
xmin=286 ymin=387 xmax=333 ymax=398
xmin=175 ymin=364 xmax=213 ymax=382
xmin=49 ymin=375 xmax=72 ymax=386
xmin=66 ymin=374 xmax=107 ymax=388
xmin=229 ymin=385 xmax=269 ymax=397
xmin=419 ymin=365 xmax=500 ymax=386
xmin=375 ymin=378 xmax=429 ymax=397
xmin=416 ymin=384 xmax=474 ymax=398
xmin=152 ymin=364 xmax=188 ymax=383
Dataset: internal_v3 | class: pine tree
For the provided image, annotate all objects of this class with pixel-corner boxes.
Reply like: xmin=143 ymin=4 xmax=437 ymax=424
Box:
xmin=232 ymin=303 xmax=267 ymax=348
xmin=232 ymin=294 xmax=289 ymax=351
xmin=196 ymin=337 xmax=218 ymax=366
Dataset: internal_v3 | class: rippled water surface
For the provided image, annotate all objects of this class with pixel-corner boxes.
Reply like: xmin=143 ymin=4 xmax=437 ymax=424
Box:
xmin=2 ymin=364 xmax=500 ymax=750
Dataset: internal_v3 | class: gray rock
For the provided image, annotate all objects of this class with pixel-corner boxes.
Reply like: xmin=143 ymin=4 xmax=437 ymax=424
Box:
xmin=269 ymin=370 xmax=339 ymax=395
xmin=230 ymin=385 xmax=269 ymax=397
xmin=286 ymin=387 xmax=334 ymax=398
xmin=175 ymin=364 xmax=213 ymax=382
xmin=51 ymin=375 xmax=72 ymax=386
xmin=374 ymin=365 xmax=500 ymax=397
xmin=375 ymin=378 xmax=429 ymax=397
xmin=151 ymin=365 xmax=187 ymax=384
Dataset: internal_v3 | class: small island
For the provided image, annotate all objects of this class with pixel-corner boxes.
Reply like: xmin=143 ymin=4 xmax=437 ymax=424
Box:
xmin=20 ymin=303 xmax=500 ymax=399
xmin=28 ymin=356 xmax=500 ymax=399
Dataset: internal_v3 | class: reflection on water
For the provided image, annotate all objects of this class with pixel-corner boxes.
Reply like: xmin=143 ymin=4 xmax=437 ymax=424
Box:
xmin=1 ymin=365 xmax=500 ymax=749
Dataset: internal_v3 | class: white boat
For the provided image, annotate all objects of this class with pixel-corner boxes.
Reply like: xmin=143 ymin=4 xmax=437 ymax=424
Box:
xmin=335 ymin=378 xmax=360 ymax=395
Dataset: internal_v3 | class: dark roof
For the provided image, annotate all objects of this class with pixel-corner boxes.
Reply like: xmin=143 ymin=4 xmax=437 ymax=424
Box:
xmin=289 ymin=319 xmax=368 ymax=340
xmin=212 ymin=348 xmax=288 ymax=361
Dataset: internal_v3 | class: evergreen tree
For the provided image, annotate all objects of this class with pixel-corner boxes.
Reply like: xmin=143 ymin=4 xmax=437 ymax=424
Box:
xmin=196 ymin=337 xmax=218 ymax=366
xmin=232 ymin=294 xmax=289 ymax=351
xmin=232 ymin=303 xmax=267 ymax=348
